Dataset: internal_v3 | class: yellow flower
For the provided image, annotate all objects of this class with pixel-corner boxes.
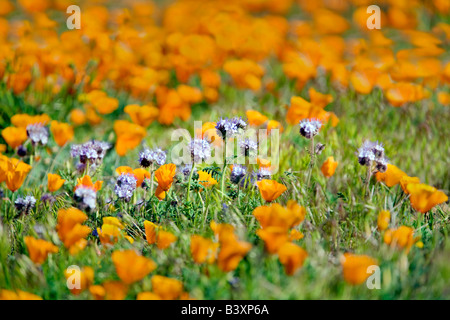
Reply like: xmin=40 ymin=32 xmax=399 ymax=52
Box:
xmin=112 ymin=249 xmax=157 ymax=284
xmin=377 ymin=210 xmax=390 ymax=231
xmin=24 ymin=236 xmax=58 ymax=265
xmin=197 ymin=170 xmax=218 ymax=189
xmin=341 ymin=253 xmax=378 ymax=285
xmin=256 ymin=179 xmax=287 ymax=202
xmin=47 ymin=173 xmax=65 ymax=192
xmin=407 ymin=183 xmax=448 ymax=214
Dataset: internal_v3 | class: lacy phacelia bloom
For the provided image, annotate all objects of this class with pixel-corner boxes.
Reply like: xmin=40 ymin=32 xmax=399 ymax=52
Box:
xmin=50 ymin=121 xmax=74 ymax=147
xmin=26 ymin=124 xmax=49 ymax=146
xmin=215 ymin=117 xmax=247 ymax=139
xmin=15 ymin=195 xmax=36 ymax=214
xmin=47 ymin=173 xmax=65 ymax=192
xmin=139 ymin=148 xmax=166 ymax=168
xmin=321 ymin=156 xmax=338 ymax=178
xmin=406 ymin=183 xmax=448 ymax=213
xmin=256 ymin=179 xmax=287 ymax=202
xmin=71 ymin=140 xmax=110 ymax=171
xmin=189 ymin=138 xmax=211 ymax=163
xmin=230 ymin=165 xmax=247 ymax=184
xmin=357 ymin=140 xmax=387 ymax=169
xmin=24 ymin=236 xmax=58 ymax=265
xmin=115 ymin=173 xmax=137 ymax=201
xmin=239 ymin=138 xmax=257 ymax=157
xmin=181 ymin=164 xmax=197 ymax=178
xmin=299 ymin=119 xmax=322 ymax=139
xmin=112 ymin=249 xmax=157 ymax=284
xmin=74 ymin=185 xmax=97 ymax=212
xmin=341 ymin=253 xmax=378 ymax=285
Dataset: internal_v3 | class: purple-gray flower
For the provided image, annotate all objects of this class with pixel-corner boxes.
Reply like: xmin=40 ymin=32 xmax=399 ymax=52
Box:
xmin=216 ymin=117 xmax=247 ymax=139
xmin=189 ymin=138 xmax=211 ymax=163
xmin=139 ymin=148 xmax=166 ymax=168
xmin=299 ymin=119 xmax=322 ymax=139
xmin=74 ymin=186 xmax=97 ymax=211
xmin=27 ymin=124 xmax=49 ymax=146
xmin=230 ymin=165 xmax=247 ymax=184
xmin=115 ymin=173 xmax=137 ymax=201
xmin=239 ymin=138 xmax=257 ymax=157
xmin=15 ymin=195 xmax=36 ymax=214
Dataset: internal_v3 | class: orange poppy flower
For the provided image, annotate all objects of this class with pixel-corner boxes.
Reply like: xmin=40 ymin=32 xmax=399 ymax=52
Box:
xmin=156 ymin=230 xmax=177 ymax=250
xmin=256 ymin=179 xmax=287 ymax=202
xmin=375 ymin=164 xmax=407 ymax=187
xmin=64 ymin=266 xmax=94 ymax=295
xmin=406 ymin=183 xmax=448 ymax=213
xmin=69 ymin=108 xmax=86 ymax=126
xmin=341 ymin=253 xmax=378 ymax=285
xmin=115 ymin=166 xmax=133 ymax=175
xmin=137 ymin=292 xmax=162 ymax=300
xmin=151 ymin=275 xmax=183 ymax=300
xmin=377 ymin=210 xmax=390 ymax=231
xmin=11 ymin=114 xmax=50 ymax=128
xmin=133 ymin=168 xmax=150 ymax=187
xmin=144 ymin=220 xmax=158 ymax=245
xmin=124 ymin=104 xmax=159 ymax=127
xmin=1 ymin=126 xmax=27 ymax=149
xmin=24 ymin=236 xmax=58 ymax=265
xmin=384 ymin=226 xmax=418 ymax=252
xmin=113 ymin=120 xmax=146 ymax=156
xmin=217 ymin=237 xmax=252 ymax=272
xmin=257 ymin=226 xmax=289 ymax=254
xmin=400 ymin=175 xmax=420 ymax=194
xmin=56 ymin=207 xmax=91 ymax=252
xmin=246 ymin=110 xmax=268 ymax=126
xmin=253 ymin=201 xmax=305 ymax=231
xmin=154 ymin=163 xmax=176 ymax=200
xmin=47 ymin=173 xmax=65 ymax=192
xmin=277 ymin=242 xmax=308 ymax=275
xmin=5 ymin=160 xmax=32 ymax=192
xmin=190 ymin=235 xmax=219 ymax=264
xmin=267 ymin=120 xmax=284 ymax=134
xmin=50 ymin=121 xmax=74 ymax=147
xmin=75 ymin=175 xmax=103 ymax=191
xmin=112 ymin=249 xmax=157 ymax=284
xmin=321 ymin=156 xmax=338 ymax=178
xmin=438 ymin=92 xmax=450 ymax=106
xmin=90 ymin=281 xmax=129 ymax=300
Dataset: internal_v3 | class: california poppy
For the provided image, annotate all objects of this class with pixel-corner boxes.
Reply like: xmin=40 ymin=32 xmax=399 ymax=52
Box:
xmin=50 ymin=121 xmax=74 ymax=147
xmin=154 ymin=163 xmax=176 ymax=200
xmin=56 ymin=207 xmax=91 ymax=253
xmin=341 ymin=253 xmax=378 ymax=285
xmin=321 ymin=156 xmax=338 ymax=178
xmin=375 ymin=164 xmax=407 ymax=187
xmin=6 ymin=160 xmax=32 ymax=192
xmin=64 ymin=266 xmax=94 ymax=295
xmin=384 ymin=226 xmax=418 ymax=252
xmin=124 ymin=104 xmax=159 ymax=127
xmin=406 ymin=183 xmax=448 ymax=213
xmin=377 ymin=210 xmax=390 ymax=231
xmin=1 ymin=126 xmax=27 ymax=149
xmin=112 ymin=249 xmax=157 ymax=284
xmin=47 ymin=173 xmax=65 ymax=192
xmin=277 ymin=242 xmax=308 ymax=275
xmin=24 ymin=236 xmax=58 ymax=265
xmin=190 ymin=235 xmax=219 ymax=264
xmin=151 ymin=275 xmax=183 ymax=300
xmin=256 ymin=179 xmax=287 ymax=202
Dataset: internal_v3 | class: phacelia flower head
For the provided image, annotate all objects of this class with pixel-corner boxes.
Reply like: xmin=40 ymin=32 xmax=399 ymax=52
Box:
xmin=27 ymin=124 xmax=49 ymax=146
xmin=15 ymin=195 xmax=36 ymax=215
xmin=115 ymin=173 xmax=137 ymax=201
xmin=216 ymin=117 xmax=247 ymax=139
xmin=139 ymin=148 xmax=166 ymax=168
xmin=71 ymin=140 xmax=110 ymax=172
xmin=357 ymin=140 xmax=388 ymax=170
xmin=239 ymin=138 xmax=258 ymax=157
xmin=299 ymin=119 xmax=322 ymax=139
xmin=74 ymin=186 xmax=97 ymax=211
xmin=189 ymin=138 xmax=211 ymax=163
xmin=181 ymin=164 xmax=197 ymax=178
xmin=230 ymin=165 xmax=247 ymax=184
xmin=256 ymin=167 xmax=272 ymax=181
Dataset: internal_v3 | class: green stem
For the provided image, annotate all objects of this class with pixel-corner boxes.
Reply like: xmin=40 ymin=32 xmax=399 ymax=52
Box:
xmin=186 ymin=162 xmax=195 ymax=203
xmin=220 ymin=141 xmax=227 ymax=199
xmin=306 ymin=137 xmax=315 ymax=189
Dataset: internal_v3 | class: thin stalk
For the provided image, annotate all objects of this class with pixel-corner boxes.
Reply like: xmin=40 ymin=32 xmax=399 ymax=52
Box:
xmin=305 ymin=136 xmax=315 ymax=189
xmin=186 ymin=162 xmax=195 ymax=203
xmin=220 ymin=141 xmax=227 ymax=199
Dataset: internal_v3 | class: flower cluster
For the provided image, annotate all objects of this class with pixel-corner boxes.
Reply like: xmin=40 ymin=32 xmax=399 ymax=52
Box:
xmin=71 ymin=140 xmax=111 ymax=172
xmin=215 ymin=117 xmax=247 ymax=140
xmin=139 ymin=148 xmax=166 ymax=168
xmin=299 ymin=119 xmax=322 ymax=139
xmin=189 ymin=138 xmax=211 ymax=163
xmin=357 ymin=140 xmax=388 ymax=172
xmin=115 ymin=174 xmax=138 ymax=201
xmin=14 ymin=195 xmax=36 ymax=215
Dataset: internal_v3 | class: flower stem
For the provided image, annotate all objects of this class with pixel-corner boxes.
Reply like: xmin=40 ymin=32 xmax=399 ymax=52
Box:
xmin=306 ymin=136 xmax=315 ymax=189
xmin=186 ymin=162 xmax=195 ymax=203
xmin=363 ymin=161 xmax=373 ymax=198
xmin=220 ymin=141 xmax=227 ymax=199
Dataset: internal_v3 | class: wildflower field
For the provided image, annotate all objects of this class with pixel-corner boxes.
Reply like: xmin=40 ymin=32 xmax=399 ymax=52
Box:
xmin=0 ymin=0 xmax=449 ymax=301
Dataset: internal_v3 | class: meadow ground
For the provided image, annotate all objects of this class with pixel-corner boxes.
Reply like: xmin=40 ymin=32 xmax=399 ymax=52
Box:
xmin=0 ymin=0 xmax=449 ymax=300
